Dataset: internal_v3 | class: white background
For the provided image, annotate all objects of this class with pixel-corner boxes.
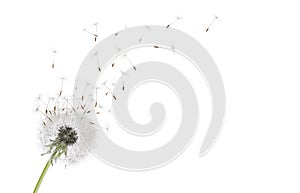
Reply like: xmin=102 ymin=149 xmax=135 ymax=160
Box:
xmin=1 ymin=0 xmax=300 ymax=192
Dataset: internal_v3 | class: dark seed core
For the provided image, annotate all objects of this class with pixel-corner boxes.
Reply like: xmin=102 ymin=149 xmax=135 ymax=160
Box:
xmin=57 ymin=125 xmax=78 ymax=146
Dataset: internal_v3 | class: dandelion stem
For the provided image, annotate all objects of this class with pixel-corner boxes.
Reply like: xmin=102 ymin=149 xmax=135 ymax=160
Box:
xmin=33 ymin=159 xmax=51 ymax=193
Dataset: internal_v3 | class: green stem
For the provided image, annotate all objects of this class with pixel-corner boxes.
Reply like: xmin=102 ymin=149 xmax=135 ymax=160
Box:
xmin=33 ymin=160 xmax=51 ymax=193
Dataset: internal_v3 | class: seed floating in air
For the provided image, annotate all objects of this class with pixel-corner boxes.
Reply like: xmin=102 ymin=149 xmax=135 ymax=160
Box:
xmin=205 ymin=15 xmax=219 ymax=32
xmin=166 ymin=16 xmax=182 ymax=28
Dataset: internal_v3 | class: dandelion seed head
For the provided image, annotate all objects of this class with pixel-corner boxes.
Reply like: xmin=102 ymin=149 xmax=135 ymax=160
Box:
xmin=38 ymin=96 xmax=97 ymax=165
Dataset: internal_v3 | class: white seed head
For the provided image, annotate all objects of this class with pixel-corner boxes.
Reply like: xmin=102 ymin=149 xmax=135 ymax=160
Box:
xmin=38 ymin=96 xmax=97 ymax=165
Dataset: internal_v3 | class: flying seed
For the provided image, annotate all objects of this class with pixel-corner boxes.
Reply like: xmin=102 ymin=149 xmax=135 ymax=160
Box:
xmin=205 ymin=15 xmax=219 ymax=32
xmin=59 ymin=78 xmax=65 ymax=96
xmin=81 ymin=83 xmax=90 ymax=101
xmin=138 ymin=25 xmax=151 ymax=42
xmin=83 ymin=28 xmax=98 ymax=42
xmin=120 ymin=70 xmax=127 ymax=91
xmin=124 ymin=54 xmax=136 ymax=71
xmin=94 ymin=52 xmax=101 ymax=71
xmin=94 ymin=86 xmax=104 ymax=108
xmin=166 ymin=16 xmax=182 ymax=28
xmin=103 ymin=83 xmax=117 ymax=100
xmin=114 ymin=26 xmax=127 ymax=36
xmin=93 ymin=22 xmax=99 ymax=41
xmin=51 ymin=50 xmax=57 ymax=69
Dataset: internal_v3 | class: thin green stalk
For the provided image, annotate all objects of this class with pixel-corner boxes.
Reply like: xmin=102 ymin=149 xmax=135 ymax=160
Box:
xmin=33 ymin=159 xmax=51 ymax=193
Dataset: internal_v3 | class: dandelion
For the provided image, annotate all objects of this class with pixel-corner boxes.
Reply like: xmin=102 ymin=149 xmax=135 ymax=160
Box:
xmin=33 ymin=94 xmax=96 ymax=193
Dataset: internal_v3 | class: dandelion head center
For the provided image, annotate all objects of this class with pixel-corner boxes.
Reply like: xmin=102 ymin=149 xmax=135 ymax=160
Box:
xmin=57 ymin=125 xmax=78 ymax=146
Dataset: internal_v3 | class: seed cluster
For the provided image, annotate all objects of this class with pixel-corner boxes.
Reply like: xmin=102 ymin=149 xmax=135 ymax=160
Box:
xmin=57 ymin=126 xmax=78 ymax=146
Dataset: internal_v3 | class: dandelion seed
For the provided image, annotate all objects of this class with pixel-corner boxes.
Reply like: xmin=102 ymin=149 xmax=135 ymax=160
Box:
xmin=81 ymin=83 xmax=91 ymax=101
xmin=124 ymin=54 xmax=136 ymax=71
xmin=138 ymin=25 xmax=151 ymax=42
xmin=36 ymin=95 xmax=49 ymax=110
xmin=83 ymin=28 xmax=98 ymax=42
xmin=122 ymin=78 xmax=125 ymax=91
xmin=119 ymin=70 xmax=127 ymax=91
xmin=74 ymin=79 xmax=78 ymax=91
xmin=95 ymin=87 xmax=99 ymax=107
xmin=103 ymin=82 xmax=117 ymax=100
xmin=166 ymin=16 xmax=182 ymax=28
xmin=59 ymin=77 xmax=65 ymax=96
xmin=78 ymin=99 xmax=95 ymax=118
xmin=93 ymin=87 xmax=104 ymax=110
xmin=94 ymin=52 xmax=101 ymax=72
xmin=36 ymin=107 xmax=53 ymax=122
xmin=93 ymin=22 xmax=99 ymax=42
xmin=114 ymin=26 xmax=127 ymax=36
xmin=205 ymin=15 xmax=219 ymax=32
xmin=51 ymin=50 xmax=57 ymax=69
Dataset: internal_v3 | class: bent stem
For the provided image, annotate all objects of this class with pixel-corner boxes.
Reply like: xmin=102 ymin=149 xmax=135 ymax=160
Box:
xmin=33 ymin=138 xmax=68 ymax=192
xmin=33 ymin=159 xmax=51 ymax=193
